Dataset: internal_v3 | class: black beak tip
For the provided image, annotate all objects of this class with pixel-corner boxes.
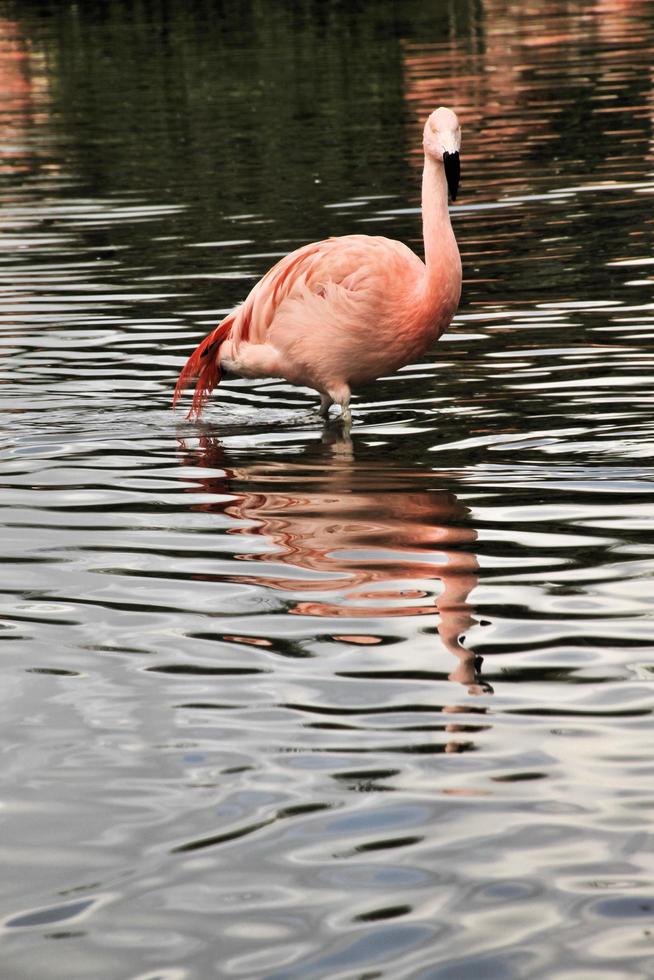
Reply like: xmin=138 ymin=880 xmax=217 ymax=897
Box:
xmin=443 ymin=150 xmax=460 ymax=202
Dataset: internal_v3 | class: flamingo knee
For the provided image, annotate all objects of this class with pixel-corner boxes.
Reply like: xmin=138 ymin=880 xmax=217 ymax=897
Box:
xmin=327 ymin=385 xmax=351 ymax=428
xmin=319 ymin=393 xmax=333 ymax=418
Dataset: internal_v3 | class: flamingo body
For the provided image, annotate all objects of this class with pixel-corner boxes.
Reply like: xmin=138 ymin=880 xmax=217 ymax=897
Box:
xmin=174 ymin=108 xmax=462 ymax=423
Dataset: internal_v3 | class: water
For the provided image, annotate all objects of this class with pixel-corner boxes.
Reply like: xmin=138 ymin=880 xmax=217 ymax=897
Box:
xmin=1 ymin=1 xmax=653 ymax=977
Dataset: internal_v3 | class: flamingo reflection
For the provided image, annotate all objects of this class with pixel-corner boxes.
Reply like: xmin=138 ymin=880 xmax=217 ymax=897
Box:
xmin=177 ymin=430 xmax=491 ymax=698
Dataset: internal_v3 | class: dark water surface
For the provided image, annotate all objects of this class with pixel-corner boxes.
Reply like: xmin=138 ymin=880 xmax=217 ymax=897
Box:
xmin=1 ymin=1 xmax=653 ymax=977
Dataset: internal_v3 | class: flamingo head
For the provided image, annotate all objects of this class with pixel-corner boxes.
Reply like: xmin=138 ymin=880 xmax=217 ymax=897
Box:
xmin=423 ymin=107 xmax=461 ymax=201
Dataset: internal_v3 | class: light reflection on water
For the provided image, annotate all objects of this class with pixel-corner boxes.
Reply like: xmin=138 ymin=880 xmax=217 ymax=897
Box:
xmin=1 ymin=1 xmax=653 ymax=978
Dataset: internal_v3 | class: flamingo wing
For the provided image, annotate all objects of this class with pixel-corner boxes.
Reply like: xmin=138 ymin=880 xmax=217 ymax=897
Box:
xmin=231 ymin=235 xmax=419 ymax=345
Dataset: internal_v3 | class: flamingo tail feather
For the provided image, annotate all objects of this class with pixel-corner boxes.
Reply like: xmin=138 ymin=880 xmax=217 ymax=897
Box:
xmin=173 ymin=317 xmax=234 ymax=419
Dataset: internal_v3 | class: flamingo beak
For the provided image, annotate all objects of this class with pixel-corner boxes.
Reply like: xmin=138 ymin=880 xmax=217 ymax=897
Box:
xmin=443 ymin=150 xmax=460 ymax=202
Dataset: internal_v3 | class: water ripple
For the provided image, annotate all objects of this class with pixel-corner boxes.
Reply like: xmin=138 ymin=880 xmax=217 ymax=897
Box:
xmin=1 ymin=2 xmax=654 ymax=979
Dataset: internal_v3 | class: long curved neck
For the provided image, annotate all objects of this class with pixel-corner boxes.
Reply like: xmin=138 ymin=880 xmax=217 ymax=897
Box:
xmin=422 ymin=154 xmax=461 ymax=319
xmin=421 ymin=154 xmax=458 ymax=282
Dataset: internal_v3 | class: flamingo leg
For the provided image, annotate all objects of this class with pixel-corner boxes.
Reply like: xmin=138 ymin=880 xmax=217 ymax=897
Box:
xmin=329 ymin=385 xmax=351 ymax=431
xmin=319 ymin=393 xmax=333 ymax=418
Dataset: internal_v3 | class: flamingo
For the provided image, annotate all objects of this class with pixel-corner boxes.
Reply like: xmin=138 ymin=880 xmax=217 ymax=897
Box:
xmin=173 ymin=107 xmax=462 ymax=427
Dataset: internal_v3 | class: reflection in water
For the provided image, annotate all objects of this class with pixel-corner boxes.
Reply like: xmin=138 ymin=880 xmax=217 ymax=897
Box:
xmin=403 ymin=0 xmax=654 ymax=198
xmin=0 ymin=18 xmax=49 ymax=174
xmin=178 ymin=429 xmax=492 ymax=698
xmin=1 ymin=2 xmax=653 ymax=976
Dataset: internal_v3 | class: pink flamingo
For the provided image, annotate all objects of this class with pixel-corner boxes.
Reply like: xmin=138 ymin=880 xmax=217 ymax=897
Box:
xmin=174 ymin=107 xmax=462 ymax=426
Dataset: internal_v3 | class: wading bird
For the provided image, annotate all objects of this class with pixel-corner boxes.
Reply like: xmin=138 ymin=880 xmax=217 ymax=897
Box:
xmin=174 ymin=107 xmax=462 ymax=427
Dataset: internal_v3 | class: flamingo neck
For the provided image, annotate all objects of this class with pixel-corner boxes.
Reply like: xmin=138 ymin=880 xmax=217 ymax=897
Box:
xmin=421 ymin=153 xmax=457 ymax=281
xmin=415 ymin=153 xmax=462 ymax=336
